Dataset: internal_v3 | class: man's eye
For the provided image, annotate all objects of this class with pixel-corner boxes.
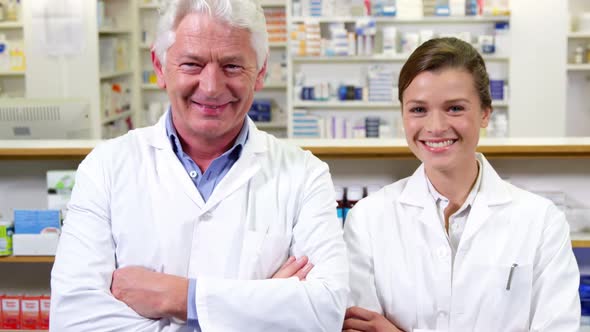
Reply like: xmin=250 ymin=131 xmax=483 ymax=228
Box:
xmin=225 ymin=64 xmax=242 ymax=72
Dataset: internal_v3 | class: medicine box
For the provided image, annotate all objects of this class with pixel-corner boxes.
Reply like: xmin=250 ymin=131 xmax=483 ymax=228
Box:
xmin=14 ymin=210 xmax=61 ymax=234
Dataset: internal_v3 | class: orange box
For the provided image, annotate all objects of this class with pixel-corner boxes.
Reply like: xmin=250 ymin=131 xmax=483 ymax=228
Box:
xmin=21 ymin=296 xmax=40 ymax=329
xmin=39 ymin=296 xmax=51 ymax=329
xmin=1 ymin=296 xmax=21 ymax=329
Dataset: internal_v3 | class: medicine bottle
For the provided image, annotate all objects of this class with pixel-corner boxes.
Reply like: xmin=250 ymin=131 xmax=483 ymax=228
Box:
xmin=334 ymin=185 xmax=345 ymax=224
xmin=344 ymin=185 xmax=364 ymax=223
xmin=575 ymin=46 xmax=584 ymax=64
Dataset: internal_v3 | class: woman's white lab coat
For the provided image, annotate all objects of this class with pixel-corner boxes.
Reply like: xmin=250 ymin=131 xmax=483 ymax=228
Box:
xmin=345 ymin=154 xmax=580 ymax=332
xmin=50 ymin=115 xmax=348 ymax=331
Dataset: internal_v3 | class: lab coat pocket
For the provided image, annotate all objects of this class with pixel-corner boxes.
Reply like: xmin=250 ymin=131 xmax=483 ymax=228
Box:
xmin=239 ymin=231 xmax=291 ymax=279
xmin=473 ymin=263 xmax=533 ymax=332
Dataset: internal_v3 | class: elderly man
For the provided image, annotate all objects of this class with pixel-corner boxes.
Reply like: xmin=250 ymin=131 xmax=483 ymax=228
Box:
xmin=50 ymin=0 xmax=348 ymax=331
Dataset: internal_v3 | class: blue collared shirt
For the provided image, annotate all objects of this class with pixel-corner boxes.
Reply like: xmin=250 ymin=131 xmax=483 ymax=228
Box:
xmin=165 ymin=110 xmax=249 ymax=327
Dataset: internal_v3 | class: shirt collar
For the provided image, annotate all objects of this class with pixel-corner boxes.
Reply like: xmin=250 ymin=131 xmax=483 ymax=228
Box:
xmin=426 ymin=158 xmax=483 ymax=210
xmin=165 ymin=108 xmax=249 ymax=156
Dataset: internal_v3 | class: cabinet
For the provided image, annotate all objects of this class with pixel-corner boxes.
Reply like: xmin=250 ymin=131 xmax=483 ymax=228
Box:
xmin=567 ymin=0 xmax=590 ymax=136
xmin=98 ymin=0 xmax=138 ymax=138
xmin=285 ymin=4 xmax=510 ymax=139
xmin=0 ymin=1 xmax=25 ymax=99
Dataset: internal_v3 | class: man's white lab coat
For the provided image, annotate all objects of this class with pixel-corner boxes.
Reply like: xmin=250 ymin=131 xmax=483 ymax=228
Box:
xmin=50 ymin=115 xmax=349 ymax=331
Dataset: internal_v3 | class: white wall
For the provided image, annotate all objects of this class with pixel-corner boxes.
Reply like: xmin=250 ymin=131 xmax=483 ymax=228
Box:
xmin=509 ymin=0 xmax=568 ymax=137
xmin=22 ymin=0 xmax=101 ymax=138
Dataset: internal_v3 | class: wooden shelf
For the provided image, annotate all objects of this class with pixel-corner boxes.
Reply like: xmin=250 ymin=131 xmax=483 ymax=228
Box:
xmin=0 ymin=71 xmax=24 ymax=77
xmin=572 ymin=233 xmax=590 ymax=248
xmin=269 ymin=41 xmax=287 ymax=48
xmin=293 ymin=101 xmax=400 ymax=109
xmin=0 ymin=21 xmax=23 ymax=29
xmin=260 ymin=0 xmax=286 ymax=7
xmin=291 ymin=15 xmax=510 ymax=24
xmin=292 ymin=54 xmax=508 ymax=63
xmin=98 ymin=27 xmax=132 ymax=34
xmin=139 ymin=3 xmax=159 ymax=9
xmin=567 ymin=64 xmax=590 ymax=71
xmin=102 ymin=110 xmax=133 ymax=125
xmin=568 ymin=32 xmax=590 ymax=38
xmin=262 ymin=82 xmax=287 ymax=89
xmin=100 ymin=70 xmax=133 ymax=80
xmin=141 ymin=83 xmax=161 ymax=90
xmin=255 ymin=121 xmax=287 ymax=129
xmin=1 ymin=138 xmax=589 ymax=160
xmin=0 ymin=256 xmax=54 ymax=263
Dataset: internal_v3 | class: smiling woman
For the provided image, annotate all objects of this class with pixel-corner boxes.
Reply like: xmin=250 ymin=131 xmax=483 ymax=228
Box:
xmin=343 ymin=37 xmax=581 ymax=332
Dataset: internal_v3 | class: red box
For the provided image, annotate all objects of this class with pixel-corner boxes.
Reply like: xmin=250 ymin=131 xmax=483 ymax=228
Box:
xmin=21 ymin=296 xmax=40 ymax=329
xmin=39 ymin=296 xmax=51 ymax=329
xmin=1 ymin=295 xmax=21 ymax=329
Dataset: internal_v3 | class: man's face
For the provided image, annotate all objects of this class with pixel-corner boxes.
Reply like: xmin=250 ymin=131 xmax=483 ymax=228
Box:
xmin=153 ymin=12 xmax=266 ymax=142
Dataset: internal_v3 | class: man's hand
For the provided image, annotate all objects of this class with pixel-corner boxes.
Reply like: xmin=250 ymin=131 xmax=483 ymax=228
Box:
xmin=343 ymin=306 xmax=404 ymax=332
xmin=272 ymin=256 xmax=314 ymax=280
xmin=111 ymin=266 xmax=188 ymax=320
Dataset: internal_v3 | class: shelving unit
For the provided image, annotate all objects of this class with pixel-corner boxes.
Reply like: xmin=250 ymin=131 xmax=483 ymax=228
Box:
xmin=287 ymin=8 xmax=511 ymax=138
xmin=566 ymin=0 xmax=590 ymax=136
xmin=290 ymin=15 xmax=511 ymax=24
xmin=97 ymin=0 xmax=138 ymax=138
xmin=99 ymin=70 xmax=133 ymax=80
xmin=0 ymin=4 xmax=25 ymax=99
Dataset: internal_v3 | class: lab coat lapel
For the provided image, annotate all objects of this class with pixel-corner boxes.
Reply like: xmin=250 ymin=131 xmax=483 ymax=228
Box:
xmin=203 ymin=120 xmax=268 ymax=211
xmin=398 ymin=165 xmax=441 ymax=231
xmin=146 ymin=112 xmax=205 ymax=209
xmin=460 ymin=154 xmax=512 ymax=244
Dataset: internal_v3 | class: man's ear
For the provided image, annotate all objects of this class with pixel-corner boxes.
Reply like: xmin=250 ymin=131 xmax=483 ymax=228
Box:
xmin=152 ymin=49 xmax=166 ymax=89
xmin=254 ymin=56 xmax=268 ymax=91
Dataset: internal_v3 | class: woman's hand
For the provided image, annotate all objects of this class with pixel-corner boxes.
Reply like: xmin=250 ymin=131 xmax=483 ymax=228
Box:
xmin=343 ymin=306 xmax=405 ymax=332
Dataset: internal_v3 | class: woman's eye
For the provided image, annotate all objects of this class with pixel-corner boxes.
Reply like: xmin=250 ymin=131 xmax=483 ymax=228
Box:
xmin=449 ymin=105 xmax=464 ymax=113
xmin=410 ymin=107 xmax=426 ymax=113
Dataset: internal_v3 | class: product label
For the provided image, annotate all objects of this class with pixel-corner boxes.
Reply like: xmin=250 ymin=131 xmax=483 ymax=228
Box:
xmin=21 ymin=299 xmax=40 ymax=329
xmin=1 ymin=298 xmax=20 ymax=329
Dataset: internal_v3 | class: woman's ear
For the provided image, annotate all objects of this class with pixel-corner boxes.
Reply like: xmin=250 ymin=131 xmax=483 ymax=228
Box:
xmin=480 ymin=106 xmax=492 ymax=128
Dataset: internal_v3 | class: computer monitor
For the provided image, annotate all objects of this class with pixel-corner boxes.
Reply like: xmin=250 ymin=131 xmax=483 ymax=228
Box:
xmin=0 ymin=98 xmax=91 ymax=139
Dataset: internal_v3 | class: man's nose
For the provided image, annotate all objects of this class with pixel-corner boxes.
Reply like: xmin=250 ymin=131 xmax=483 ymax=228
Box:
xmin=198 ymin=64 xmax=225 ymax=97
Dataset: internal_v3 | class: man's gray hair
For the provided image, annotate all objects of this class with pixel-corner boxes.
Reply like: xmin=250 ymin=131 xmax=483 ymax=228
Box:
xmin=153 ymin=0 xmax=268 ymax=69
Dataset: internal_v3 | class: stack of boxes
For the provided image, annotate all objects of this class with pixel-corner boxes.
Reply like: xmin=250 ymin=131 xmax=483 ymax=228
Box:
xmin=0 ymin=295 xmax=51 ymax=330
xmin=292 ymin=110 xmax=323 ymax=138
xmin=264 ymin=7 xmax=287 ymax=44
xmin=248 ymin=99 xmax=272 ymax=123
xmin=291 ymin=22 xmax=321 ymax=56
xmin=367 ymin=65 xmax=395 ymax=103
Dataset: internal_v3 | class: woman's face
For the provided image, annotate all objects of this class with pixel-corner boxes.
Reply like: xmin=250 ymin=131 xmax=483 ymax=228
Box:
xmin=401 ymin=68 xmax=491 ymax=174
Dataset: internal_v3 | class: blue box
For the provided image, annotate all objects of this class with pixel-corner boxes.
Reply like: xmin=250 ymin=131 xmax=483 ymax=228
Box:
xmin=14 ymin=210 xmax=61 ymax=234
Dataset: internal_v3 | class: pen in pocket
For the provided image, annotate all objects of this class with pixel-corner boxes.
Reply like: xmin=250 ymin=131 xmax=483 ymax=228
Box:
xmin=505 ymin=263 xmax=518 ymax=291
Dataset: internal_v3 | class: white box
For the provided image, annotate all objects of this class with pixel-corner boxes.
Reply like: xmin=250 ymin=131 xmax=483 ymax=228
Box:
xmin=12 ymin=234 xmax=59 ymax=256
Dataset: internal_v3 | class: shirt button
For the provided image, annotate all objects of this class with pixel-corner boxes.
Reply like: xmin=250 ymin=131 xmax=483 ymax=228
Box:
xmin=189 ymin=170 xmax=197 ymax=178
